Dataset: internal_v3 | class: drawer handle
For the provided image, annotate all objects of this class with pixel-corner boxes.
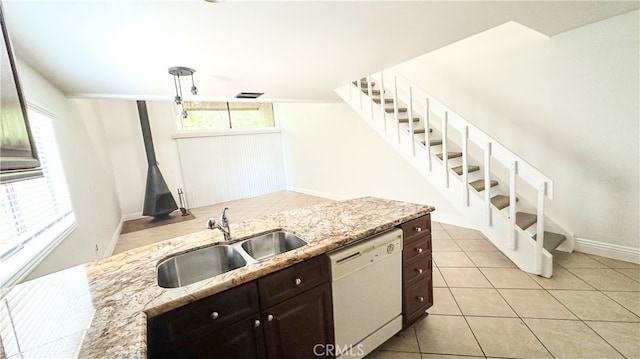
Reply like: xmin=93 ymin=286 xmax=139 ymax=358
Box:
xmin=210 ymin=311 xmax=219 ymax=320
xmin=415 ymin=247 xmax=423 ymax=254
xmin=417 ymin=296 xmax=424 ymax=302
xmin=267 ymin=314 xmax=274 ymax=322
xmin=415 ymin=268 xmax=423 ymax=274
xmin=254 ymin=319 xmax=261 ymax=328
xmin=294 ymin=278 xmax=302 ymax=286
xmin=415 ymin=227 xmax=422 ymax=232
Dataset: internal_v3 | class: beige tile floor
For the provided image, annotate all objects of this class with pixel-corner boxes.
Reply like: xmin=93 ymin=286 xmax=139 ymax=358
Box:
xmin=113 ymin=191 xmax=640 ymax=359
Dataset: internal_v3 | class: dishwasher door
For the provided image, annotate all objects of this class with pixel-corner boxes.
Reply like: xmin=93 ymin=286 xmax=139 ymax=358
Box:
xmin=329 ymin=228 xmax=403 ymax=357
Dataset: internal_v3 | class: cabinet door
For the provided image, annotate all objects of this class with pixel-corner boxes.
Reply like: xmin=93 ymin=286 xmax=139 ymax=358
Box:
xmin=171 ymin=316 xmax=267 ymax=359
xmin=263 ymin=283 xmax=334 ymax=359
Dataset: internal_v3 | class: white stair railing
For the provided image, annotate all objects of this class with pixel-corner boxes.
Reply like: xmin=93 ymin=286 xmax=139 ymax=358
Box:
xmin=336 ymin=70 xmax=565 ymax=277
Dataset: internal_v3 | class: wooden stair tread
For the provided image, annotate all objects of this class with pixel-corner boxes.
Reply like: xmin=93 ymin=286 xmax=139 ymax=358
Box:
xmin=469 ymin=179 xmax=498 ymax=192
xmin=420 ymin=139 xmax=442 ymax=146
xmin=373 ymin=98 xmax=393 ymax=104
xmin=436 ymin=152 xmax=462 ymax=160
xmin=452 ymin=165 xmax=479 ymax=175
xmin=399 ymin=117 xmax=420 ymax=123
xmin=491 ymin=195 xmax=512 ymax=210
xmin=385 ymin=107 xmax=407 ymax=113
xmin=534 ymin=232 xmax=567 ymax=252
xmin=516 ymin=212 xmax=538 ymax=230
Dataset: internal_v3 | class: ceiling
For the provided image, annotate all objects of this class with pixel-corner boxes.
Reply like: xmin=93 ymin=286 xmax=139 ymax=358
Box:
xmin=3 ymin=1 xmax=639 ymax=102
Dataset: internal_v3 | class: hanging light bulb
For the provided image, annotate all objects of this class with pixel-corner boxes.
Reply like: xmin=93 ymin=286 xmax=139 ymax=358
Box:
xmin=168 ymin=66 xmax=197 ymax=116
xmin=190 ymin=73 xmax=198 ymax=96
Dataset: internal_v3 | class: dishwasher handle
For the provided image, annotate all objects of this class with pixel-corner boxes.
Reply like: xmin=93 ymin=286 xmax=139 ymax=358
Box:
xmin=335 ymin=251 xmax=361 ymax=264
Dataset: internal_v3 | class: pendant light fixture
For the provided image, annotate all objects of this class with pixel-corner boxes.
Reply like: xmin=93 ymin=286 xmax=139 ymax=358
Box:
xmin=168 ymin=66 xmax=197 ymax=119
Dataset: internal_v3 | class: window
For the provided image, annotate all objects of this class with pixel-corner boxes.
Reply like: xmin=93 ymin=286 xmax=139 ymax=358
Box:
xmin=177 ymin=101 xmax=275 ymax=132
xmin=0 ymin=107 xmax=75 ymax=287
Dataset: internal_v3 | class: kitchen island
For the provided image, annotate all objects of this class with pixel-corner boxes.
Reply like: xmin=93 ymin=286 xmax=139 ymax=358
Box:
xmin=0 ymin=197 xmax=434 ymax=358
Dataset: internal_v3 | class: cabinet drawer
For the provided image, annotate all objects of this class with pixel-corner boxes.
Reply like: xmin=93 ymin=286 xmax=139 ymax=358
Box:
xmin=403 ymin=275 xmax=433 ymax=328
xmin=403 ymin=254 xmax=432 ymax=286
xmin=403 ymin=235 xmax=431 ymax=262
xmin=258 ymin=255 xmax=330 ymax=308
xmin=148 ymin=281 xmax=260 ymax=348
xmin=400 ymin=215 xmax=431 ymax=243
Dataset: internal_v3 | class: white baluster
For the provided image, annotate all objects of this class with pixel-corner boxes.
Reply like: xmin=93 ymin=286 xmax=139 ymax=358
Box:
xmin=408 ymin=86 xmax=415 ymax=156
xmin=535 ymin=181 xmax=546 ymax=274
xmin=509 ymin=161 xmax=518 ymax=250
xmin=394 ymin=76 xmax=400 ymax=143
xmin=358 ymin=78 xmax=363 ymax=109
xmin=380 ymin=73 xmax=386 ymax=131
xmin=367 ymin=75 xmax=374 ymax=122
xmin=442 ymin=112 xmax=449 ymax=188
xmin=484 ymin=143 xmax=492 ymax=225
xmin=462 ymin=126 xmax=469 ymax=206
xmin=425 ymin=97 xmax=431 ymax=171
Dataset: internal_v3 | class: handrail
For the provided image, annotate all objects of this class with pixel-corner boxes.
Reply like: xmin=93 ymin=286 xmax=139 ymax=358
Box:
xmin=374 ymin=71 xmax=554 ymax=199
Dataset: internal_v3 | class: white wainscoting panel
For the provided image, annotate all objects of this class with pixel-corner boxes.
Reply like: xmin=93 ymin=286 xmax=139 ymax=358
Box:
xmin=176 ymin=132 xmax=286 ymax=208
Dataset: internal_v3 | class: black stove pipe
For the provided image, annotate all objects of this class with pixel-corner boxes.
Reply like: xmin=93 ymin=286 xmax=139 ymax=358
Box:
xmin=137 ymin=100 xmax=178 ymax=219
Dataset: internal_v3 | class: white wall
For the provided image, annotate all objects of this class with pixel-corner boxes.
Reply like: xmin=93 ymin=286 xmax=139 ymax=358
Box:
xmin=16 ymin=60 xmax=122 ymax=280
xmin=278 ymin=102 xmax=464 ymax=225
xmin=176 ymin=132 xmax=287 ymax=208
xmin=393 ymin=12 xmax=639 ymax=249
xmin=75 ymin=99 xmax=184 ymax=217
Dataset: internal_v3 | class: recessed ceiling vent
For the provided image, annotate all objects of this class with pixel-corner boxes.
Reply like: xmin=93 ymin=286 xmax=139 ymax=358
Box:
xmin=235 ymin=92 xmax=264 ymax=99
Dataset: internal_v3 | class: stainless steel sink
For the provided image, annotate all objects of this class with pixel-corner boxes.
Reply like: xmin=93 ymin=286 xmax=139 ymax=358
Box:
xmin=240 ymin=231 xmax=307 ymax=261
xmin=157 ymin=245 xmax=247 ymax=288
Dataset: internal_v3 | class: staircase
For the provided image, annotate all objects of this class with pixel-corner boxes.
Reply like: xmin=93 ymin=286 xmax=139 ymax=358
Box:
xmin=336 ymin=72 xmax=573 ymax=277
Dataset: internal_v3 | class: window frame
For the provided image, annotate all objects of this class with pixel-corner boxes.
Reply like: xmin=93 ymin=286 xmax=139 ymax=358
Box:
xmin=173 ymin=101 xmax=280 ymax=137
xmin=0 ymin=104 xmax=77 ymax=288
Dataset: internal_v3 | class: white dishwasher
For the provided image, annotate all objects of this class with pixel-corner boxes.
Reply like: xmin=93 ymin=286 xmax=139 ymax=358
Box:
xmin=328 ymin=228 xmax=403 ymax=358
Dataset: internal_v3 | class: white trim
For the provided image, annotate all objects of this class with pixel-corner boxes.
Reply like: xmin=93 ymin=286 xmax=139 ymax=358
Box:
xmin=285 ymin=186 xmax=352 ymax=201
xmin=102 ymin=217 xmax=124 ymax=258
xmin=430 ymin=212 xmax=478 ymax=230
xmin=173 ymin=127 xmax=281 ymax=139
xmin=0 ymin=214 xmax=77 ymax=288
xmin=574 ymin=236 xmax=640 ymax=264
xmin=121 ymin=211 xmax=144 ymax=221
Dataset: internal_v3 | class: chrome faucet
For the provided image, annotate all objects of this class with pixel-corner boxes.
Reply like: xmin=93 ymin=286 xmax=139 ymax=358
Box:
xmin=207 ymin=207 xmax=231 ymax=241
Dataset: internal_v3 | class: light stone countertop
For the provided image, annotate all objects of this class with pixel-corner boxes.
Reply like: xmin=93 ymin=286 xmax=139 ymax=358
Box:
xmin=0 ymin=197 xmax=434 ymax=359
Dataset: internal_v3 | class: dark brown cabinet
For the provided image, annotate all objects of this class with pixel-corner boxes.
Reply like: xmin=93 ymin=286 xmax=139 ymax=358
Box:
xmin=398 ymin=214 xmax=433 ymax=329
xmin=262 ymin=283 xmax=334 ymax=359
xmin=147 ymin=255 xmax=334 ymax=359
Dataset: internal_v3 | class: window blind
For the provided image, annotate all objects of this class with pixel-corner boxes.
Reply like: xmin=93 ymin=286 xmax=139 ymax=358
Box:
xmin=0 ymin=108 xmax=74 ymax=282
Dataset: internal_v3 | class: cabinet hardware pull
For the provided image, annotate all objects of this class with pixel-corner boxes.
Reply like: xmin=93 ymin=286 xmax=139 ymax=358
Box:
xmin=417 ymin=296 xmax=424 ymax=302
xmin=415 ymin=247 xmax=423 ymax=253
xmin=210 ymin=311 xmax=219 ymax=320
xmin=415 ymin=227 xmax=422 ymax=232
xmin=294 ymin=278 xmax=302 ymax=286
xmin=254 ymin=319 xmax=261 ymax=327
xmin=415 ymin=268 xmax=423 ymax=274
xmin=267 ymin=314 xmax=274 ymax=322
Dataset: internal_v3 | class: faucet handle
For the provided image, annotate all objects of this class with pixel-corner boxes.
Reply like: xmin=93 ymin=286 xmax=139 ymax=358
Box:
xmin=207 ymin=218 xmax=217 ymax=229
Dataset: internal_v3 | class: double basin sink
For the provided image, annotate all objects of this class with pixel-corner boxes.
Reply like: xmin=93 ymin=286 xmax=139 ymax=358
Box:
xmin=157 ymin=231 xmax=307 ymax=288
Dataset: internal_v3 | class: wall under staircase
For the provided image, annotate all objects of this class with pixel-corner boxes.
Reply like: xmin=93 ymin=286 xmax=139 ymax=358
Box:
xmin=336 ymin=72 xmax=574 ymax=277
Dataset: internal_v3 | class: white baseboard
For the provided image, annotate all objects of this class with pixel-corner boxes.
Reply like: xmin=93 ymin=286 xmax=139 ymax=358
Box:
xmin=102 ymin=217 xmax=124 ymax=258
xmin=430 ymin=212 xmax=477 ymax=230
xmin=285 ymin=186 xmax=353 ymax=201
xmin=575 ymin=237 xmax=640 ymax=264
xmin=122 ymin=211 xmax=144 ymax=221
